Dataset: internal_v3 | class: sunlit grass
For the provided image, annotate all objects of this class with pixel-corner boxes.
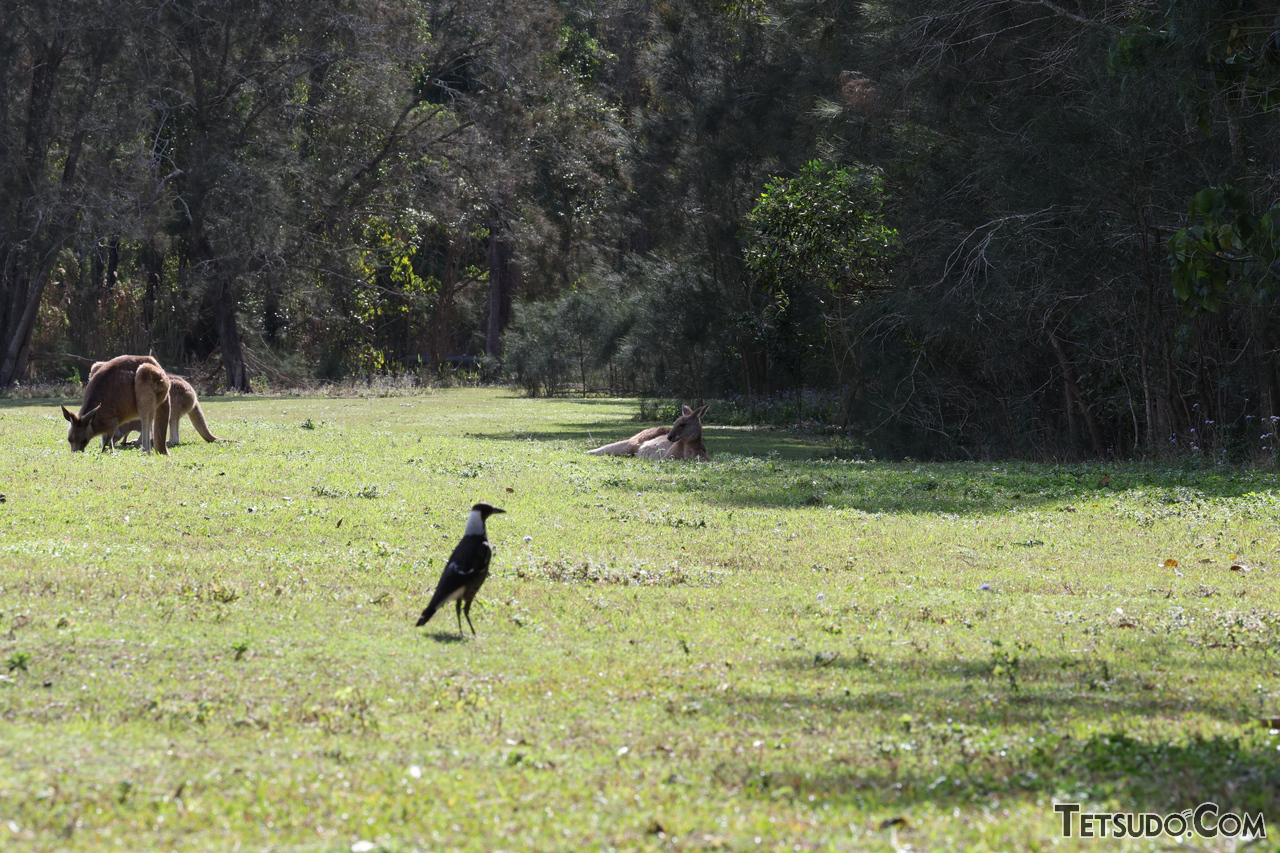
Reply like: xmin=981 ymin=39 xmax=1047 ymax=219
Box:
xmin=0 ymin=388 xmax=1278 ymax=851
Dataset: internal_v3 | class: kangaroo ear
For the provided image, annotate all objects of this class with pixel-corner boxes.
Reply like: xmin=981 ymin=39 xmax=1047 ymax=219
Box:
xmin=81 ymin=405 xmax=101 ymax=423
xmin=694 ymin=404 xmax=710 ymax=417
xmin=682 ymin=405 xmax=693 ymax=416
xmin=61 ymin=405 xmax=76 ymax=422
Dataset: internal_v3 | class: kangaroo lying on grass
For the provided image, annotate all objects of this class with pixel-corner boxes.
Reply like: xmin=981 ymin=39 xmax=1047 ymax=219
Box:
xmin=587 ymin=404 xmax=711 ymax=460
xmin=114 ymin=375 xmax=221 ymax=447
xmin=61 ymin=354 xmax=171 ymax=454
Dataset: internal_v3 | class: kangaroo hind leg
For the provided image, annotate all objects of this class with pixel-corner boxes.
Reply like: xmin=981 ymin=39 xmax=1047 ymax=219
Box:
xmin=134 ymin=365 xmax=171 ymax=456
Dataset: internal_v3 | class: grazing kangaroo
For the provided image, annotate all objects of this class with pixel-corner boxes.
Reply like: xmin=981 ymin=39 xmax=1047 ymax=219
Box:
xmin=62 ymin=354 xmax=171 ymax=454
xmin=587 ymin=404 xmax=710 ymax=460
xmin=114 ymin=375 xmax=221 ymax=447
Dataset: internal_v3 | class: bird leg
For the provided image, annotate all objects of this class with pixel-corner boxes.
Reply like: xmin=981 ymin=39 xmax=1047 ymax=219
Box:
xmin=455 ymin=599 xmax=465 ymax=637
xmin=463 ymin=598 xmax=477 ymax=636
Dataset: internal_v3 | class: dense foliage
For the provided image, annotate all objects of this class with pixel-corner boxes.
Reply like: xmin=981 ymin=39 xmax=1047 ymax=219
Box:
xmin=4 ymin=0 xmax=1280 ymax=458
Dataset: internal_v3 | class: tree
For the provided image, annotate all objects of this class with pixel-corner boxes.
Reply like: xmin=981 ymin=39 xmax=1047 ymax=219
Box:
xmin=1170 ymin=187 xmax=1280 ymax=314
xmin=0 ymin=1 xmax=147 ymax=386
xmin=743 ymin=159 xmax=899 ymax=405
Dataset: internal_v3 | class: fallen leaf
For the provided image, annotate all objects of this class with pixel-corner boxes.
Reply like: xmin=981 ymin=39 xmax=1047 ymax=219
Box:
xmin=1230 ymin=564 xmax=1249 ymax=572
xmin=878 ymin=816 xmax=908 ymax=830
xmin=1116 ymin=620 xmax=1139 ymax=628
xmin=1164 ymin=558 xmax=1179 ymax=567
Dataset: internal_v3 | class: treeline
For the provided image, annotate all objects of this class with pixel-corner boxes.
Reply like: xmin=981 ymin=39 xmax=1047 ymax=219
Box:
xmin=2 ymin=0 xmax=597 ymax=390
xmin=3 ymin=1 xmax=1279 ymax=459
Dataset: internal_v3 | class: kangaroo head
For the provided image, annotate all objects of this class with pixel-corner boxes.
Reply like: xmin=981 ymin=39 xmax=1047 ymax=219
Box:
xmin=62 ymin=404 xmax=100 ymax=452
xmin=667 ymin=403 xmax=709 ymax=442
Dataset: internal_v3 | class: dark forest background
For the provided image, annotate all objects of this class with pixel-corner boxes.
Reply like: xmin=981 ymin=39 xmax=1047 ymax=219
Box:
xmin=3 ymin=0 xmax=1279 ymax=460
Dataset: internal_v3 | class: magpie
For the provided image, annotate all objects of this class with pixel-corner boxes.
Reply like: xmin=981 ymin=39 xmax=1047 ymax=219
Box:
xmin=416 ymin=502 xmax=505 ymax=636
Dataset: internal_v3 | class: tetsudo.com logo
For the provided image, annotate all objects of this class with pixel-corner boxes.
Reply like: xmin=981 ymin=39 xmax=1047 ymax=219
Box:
xmin=1054 ymin=802 xmax=1267 ymax=839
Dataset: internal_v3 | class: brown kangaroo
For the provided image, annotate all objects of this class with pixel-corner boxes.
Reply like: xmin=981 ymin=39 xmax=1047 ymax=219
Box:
xmin=62 ymin=355 xmax=171 ymax=454
xmin=114 ymin=375 xmax=221 ymax=447
xmin=587 ymin=404 xmax=710 ymax=460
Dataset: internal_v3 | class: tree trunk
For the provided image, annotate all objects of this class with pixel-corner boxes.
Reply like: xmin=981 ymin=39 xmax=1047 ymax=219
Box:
xmin=0 ymin=32 xmax=70 ymax=386
xmin=138 ymin=241 xmax=165 ymax=324
xmin=106 ymin=237 xmax=120 ymax=291
xmin=22 ymin=34 xmax=68 ymax=189
xmin=212 ymin=274 xmax=250 ymax=391
xmin=1252 ymin=306 xmax=1279 ymax=428
xmin=429 ymin=232 xmax=460 ymax=368
xmin=1139 ymin=324 xmax=1154 ymax=451
xmin=486 ymin=203 xmax=521 ymax=362
xmin=1050 ymin=333 xmax=1105 ymax=457
xmin=1139 ymin=226 xmax=1159 ymax=452
xmin=486 ymin=210 xmax=502 ymax=359
xmin=0 ymin=248 xmax=56 ymax=386
xmin=1192 ymin=316 xmax=1213 ymax=432
xmin=186 ymin=192 xmax=251 ymax=391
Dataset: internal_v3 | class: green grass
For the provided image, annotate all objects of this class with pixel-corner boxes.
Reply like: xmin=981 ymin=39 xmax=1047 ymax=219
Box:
xmin=1 ymin=387 xmax=1279 ymax=851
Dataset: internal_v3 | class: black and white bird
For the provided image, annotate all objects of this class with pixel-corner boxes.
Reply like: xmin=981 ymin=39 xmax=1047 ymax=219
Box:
xmin=416 ymin=502 xmax=505 ymax=636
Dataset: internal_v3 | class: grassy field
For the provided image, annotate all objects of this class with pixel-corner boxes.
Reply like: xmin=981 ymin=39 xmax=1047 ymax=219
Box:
xmin=1 ymin=387 xmax=1279 ymax=852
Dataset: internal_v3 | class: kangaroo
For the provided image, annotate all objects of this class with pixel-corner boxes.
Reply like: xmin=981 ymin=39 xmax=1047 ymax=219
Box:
xmin=587 ymin=404 xmax=710 ymax=460
xmin=62 ymin=354 xmax=171 ymax=454
xmin=114 ymin=375 xmax=220 ymax=447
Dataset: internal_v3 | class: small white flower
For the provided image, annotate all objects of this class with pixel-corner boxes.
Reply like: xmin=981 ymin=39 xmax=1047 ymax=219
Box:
xmin=523 ymin=535 xmax=533 ymax=542
xmin=616 ymin=746 xmax=629 ymax=756
xmin=408 ymin=765 xmax=422 ymax=779
xmin=352 ymin=842 xmax=376 ymax=853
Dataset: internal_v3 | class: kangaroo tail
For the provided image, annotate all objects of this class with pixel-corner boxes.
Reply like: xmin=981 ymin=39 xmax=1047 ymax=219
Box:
xmin=587 ymin=439 xmax=640 ymax=456
xmin=187 ymin=401 xmax=221 ymax=442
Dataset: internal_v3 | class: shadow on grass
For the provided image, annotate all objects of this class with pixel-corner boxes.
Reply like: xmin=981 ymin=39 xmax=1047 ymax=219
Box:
xmin=759 ymin=656 xmax=1251 ymax=727
xmin=585 ymin=455 xmax=1280 ymax=515
xmin=716 ymin=732 xmax=1280 ymax=818
xmin=423 ymin=631 xmax=469 ymax=644
xmin=694 ymin=652 xmax=1280 ymax=817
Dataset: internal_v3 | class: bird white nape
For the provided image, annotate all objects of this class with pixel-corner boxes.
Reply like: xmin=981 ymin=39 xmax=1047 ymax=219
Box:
xmin=416 ymin=502 xmax=505 ymax=637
